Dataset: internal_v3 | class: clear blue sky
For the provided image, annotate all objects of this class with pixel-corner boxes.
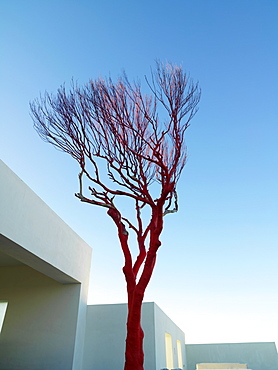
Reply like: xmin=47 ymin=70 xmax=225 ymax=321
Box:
xmin=1 ymin=0 xmax=277 ymax=346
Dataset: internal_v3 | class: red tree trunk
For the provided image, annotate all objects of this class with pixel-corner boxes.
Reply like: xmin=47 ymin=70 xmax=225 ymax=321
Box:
xmin=108 ymin=207 xmax=164 ymax=370
xmin=124 ymin=250 xmax=159 ymax=369
xmin=124 ymin=290 xmax=145 ymax=370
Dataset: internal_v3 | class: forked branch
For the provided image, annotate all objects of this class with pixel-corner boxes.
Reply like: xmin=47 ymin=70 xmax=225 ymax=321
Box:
xmin=30 ymin=61 xmax=200 ymax=370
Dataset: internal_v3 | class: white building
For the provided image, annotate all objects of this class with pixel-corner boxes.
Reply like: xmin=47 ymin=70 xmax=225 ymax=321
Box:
xmin=1 ymin=160 xmax=277 ymax=370
xmin=83 ymin=302 xmax=185 ymax=370
xmin=0 ymin=160 xmax=92 ymax=369
xmin=0 ymin=160 xmax=185 ymax=370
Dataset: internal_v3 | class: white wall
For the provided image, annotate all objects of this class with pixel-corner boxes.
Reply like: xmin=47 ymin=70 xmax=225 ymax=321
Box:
xmin=0 ymin=160 xmax=91 ymax=284
xmin=0 ymin=160 xmax=92 ymax=370
xmin=154 ymin=303 xmax=186 ymax=370
xmin=83 ymin=302 xmax=185 ymax=370
xmin=83 ymin=302 xmax=156 ymax=370
xmin=186 ymin=343 xmax=278 ymax=370
xmin=0 ymin=265 xmax=81 ymax=369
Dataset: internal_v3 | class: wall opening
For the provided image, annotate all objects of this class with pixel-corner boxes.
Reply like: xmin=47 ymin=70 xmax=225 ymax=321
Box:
xmin=165 ymin=332 xmax=174 ymax=369
xmin=177 ymin=339 xmax=183 ymax=369
xmin=0 ymin=301 xmax=8 ymax=334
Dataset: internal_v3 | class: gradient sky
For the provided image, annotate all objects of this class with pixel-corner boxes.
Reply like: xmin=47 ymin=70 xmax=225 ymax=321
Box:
xmin=1 ymin=0 xmax=277 ymax=346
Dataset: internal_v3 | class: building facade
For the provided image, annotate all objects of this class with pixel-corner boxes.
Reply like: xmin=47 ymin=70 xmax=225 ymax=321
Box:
xmin=0 ymin=160 xmax=92 ymax=370
xmin=186 ymin=342 xmax=278 ymax=370
xmin=83 ymin=302 xmax=186 ymax=370
xmin=1 ymin=160 xmax=277 ymax=370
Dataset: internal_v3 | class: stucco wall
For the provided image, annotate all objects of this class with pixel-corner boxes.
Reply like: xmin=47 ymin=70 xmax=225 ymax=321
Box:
xmin=0 ymin=160 xmax=91 ymax=284
xmin=0 ymin=160 xmax=93 ymax=369
xmin=83 ymin=302 xmax=185 ymax=370
xmin=0 ymin=265 xmax=81 ymax=369
xmin=83 ymin=302 xmax=156 ymax=370
xmin=154 ymin=303 xmax=186 ymax=370
xmin=186 ymin=342 xmax=278 ymax=370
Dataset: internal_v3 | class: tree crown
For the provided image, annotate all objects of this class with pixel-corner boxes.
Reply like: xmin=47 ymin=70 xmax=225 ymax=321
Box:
xmin=30 ymin=62 xmax=200 ymax=216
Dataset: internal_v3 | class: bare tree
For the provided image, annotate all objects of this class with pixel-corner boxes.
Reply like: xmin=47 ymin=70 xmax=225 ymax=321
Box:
xmin=30 ymin=61 xmax=200 ymax=370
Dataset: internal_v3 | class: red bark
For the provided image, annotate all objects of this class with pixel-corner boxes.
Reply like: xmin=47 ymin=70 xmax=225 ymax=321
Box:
xmin=124 ymin=290 xmax=145 ymax=370
xmin=124 ymin=253 xmax=158 ymax=370
xmin=108 ymin=204 xmax=163 ymax=370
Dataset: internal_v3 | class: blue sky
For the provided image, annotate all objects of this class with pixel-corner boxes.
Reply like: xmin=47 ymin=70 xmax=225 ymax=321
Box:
xmin=1 ymin=0 xmax=278 ymax=345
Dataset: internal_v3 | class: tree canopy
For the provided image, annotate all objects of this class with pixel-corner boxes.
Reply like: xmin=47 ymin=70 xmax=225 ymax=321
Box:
xmin=30 ymin=61 xmax=201 ymax=370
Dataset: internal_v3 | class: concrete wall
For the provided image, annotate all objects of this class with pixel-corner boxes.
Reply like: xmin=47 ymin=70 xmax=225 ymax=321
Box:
xmin=0 ymin=265 xmax=81 ymax=369
xmin=186 ymin=342 xmax=278 ymax=370
xmin=154 ymin=303 xmax=186 ymax=370
xmin=83 ymin=302 xmax=185 ymax=370
xmin=0 ymin=160 xmax=92 ymax=370
xmin=83 ymin=302 xmax=156 ymax=370
xmin=0 ymin=160 xmax=91 ymax=284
